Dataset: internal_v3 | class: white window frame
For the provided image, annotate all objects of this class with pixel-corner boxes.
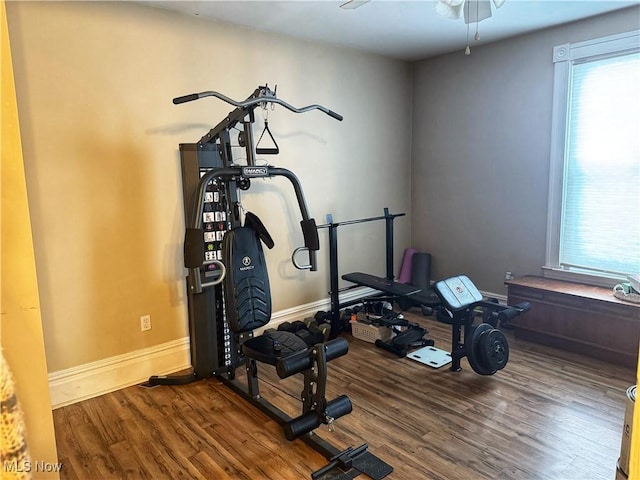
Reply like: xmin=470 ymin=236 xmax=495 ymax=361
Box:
xmin=544 ymin=30 xmax=640 ymax=287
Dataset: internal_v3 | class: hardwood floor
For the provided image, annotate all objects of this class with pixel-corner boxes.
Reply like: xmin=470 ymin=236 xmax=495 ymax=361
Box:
xmin=53 ymin=313 xmax=635 ymax=479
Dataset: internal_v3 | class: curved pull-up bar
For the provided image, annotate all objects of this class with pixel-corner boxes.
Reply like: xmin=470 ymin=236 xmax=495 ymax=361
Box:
xmin=173 ymin=89 xmax=344 ymax=122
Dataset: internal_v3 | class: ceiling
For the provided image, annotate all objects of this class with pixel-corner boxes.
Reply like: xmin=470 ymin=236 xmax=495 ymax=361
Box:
xmin=141 ymin=0 xmax=639 ymax=61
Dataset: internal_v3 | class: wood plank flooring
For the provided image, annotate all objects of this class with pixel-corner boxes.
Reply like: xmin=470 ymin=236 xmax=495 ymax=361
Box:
xmin=53 ymin=313 xmax=635 ymax=479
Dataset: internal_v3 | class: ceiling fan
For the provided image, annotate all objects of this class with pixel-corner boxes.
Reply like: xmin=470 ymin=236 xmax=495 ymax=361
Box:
xmin=435 ymin=0 xmax=506 ymax=23
xmin=340 ymin=0 xmax=507 ymax=54
xmin=436 ymin=0 xmax=507 ymax=54
xmin=340 ymin=0 xmax=505 ymax=17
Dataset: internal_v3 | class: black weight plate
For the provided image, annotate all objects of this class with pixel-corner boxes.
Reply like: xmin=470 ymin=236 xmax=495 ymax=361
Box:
xmin=465 ymin=323 xmax=496 ymax=375
xmin=478 ymin=329 xmax=509 ymax=371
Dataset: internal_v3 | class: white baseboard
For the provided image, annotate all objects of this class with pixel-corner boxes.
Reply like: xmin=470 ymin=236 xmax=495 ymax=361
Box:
xmin=481 ymin=291 xmax=507 ymax=304
xmin=48 ymin=337 xmax=191 ymax=409
xmin=48 ymin=287 xmax=376 ymax=409
xmin=48 ymin=285 xmax=507 ymax=409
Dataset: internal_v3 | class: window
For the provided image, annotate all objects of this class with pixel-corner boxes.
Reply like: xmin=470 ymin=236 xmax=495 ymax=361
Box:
xmin=545 ymin=30 xmax=640 ymax=286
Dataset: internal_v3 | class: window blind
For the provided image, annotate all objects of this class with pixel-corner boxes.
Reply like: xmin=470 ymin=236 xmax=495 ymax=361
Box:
xmin=560 ymin=52 xmax=640 ymax=276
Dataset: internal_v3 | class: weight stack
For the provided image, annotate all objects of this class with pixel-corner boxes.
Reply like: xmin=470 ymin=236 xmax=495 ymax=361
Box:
xmin=617 ymin=385 xmax=636 ymax=479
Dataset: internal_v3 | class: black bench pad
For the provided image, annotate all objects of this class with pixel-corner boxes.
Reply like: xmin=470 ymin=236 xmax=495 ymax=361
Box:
xmin=342 ymin=272 xmax=440 ymax=306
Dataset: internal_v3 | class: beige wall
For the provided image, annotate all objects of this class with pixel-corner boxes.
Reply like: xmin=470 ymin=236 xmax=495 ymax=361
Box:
xmin=1 ymin=0 xmax=59 ymax=476
xmin=5 ymin=1 xmax=412 ymax=372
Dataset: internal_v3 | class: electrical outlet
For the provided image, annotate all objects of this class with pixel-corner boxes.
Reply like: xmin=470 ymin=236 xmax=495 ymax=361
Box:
xmin=140 ymin=314 xmax=151 ymax=332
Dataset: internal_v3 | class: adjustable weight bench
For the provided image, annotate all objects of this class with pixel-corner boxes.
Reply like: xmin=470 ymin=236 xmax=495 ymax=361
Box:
xmin=319 ymin=209 xmax=442 ymax=340
xmin=341 ymin=272 xmax=441 ymax=308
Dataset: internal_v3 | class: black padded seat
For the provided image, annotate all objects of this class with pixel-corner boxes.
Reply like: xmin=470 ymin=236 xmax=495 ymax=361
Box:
xmin=404 ymin=288 xmax=441 ymax=307
xmin=342 ymin=271 xmax=441 ymax=307
xmin=242 ymin=330 xmax=308 ymax=365
xmin=342 ymin=272 xmax=421 ymax=296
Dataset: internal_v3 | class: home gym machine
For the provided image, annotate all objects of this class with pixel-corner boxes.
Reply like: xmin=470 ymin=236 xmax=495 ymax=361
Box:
xmin=146 ymin=85 xmax=392 ymax=480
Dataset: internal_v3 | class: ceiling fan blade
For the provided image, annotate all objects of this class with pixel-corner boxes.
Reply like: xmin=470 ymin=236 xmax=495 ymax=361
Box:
xmin=435 ymin=0 xmax=465 ymax=19
xmin=340 ymin=0 xmax=371 ymax=9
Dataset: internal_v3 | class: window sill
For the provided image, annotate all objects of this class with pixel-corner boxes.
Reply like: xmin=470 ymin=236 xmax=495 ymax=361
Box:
xmin=541 ymin=265 xmax=627 ymax=289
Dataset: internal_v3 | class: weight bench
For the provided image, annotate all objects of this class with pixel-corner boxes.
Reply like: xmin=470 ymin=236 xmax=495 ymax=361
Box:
xmin=342 ymin=272 xmax=442 ymax=308
xmin=432 ymin=275 xmax=531 ymax=375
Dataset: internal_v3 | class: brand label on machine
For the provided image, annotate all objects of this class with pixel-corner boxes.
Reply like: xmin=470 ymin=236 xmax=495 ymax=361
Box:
xmin=240 ymin=256 xmax=254 ymax=271
xmin=242 ymin=166 xmax=269 ymax=177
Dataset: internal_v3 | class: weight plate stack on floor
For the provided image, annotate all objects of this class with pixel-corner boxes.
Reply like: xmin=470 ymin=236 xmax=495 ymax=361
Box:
xmin=466 ymin=323 xmax=496 ymax=375
xmin=465 ymin=323 xmax=510 ymax=376
xmin=477 ymin=328 xmax=509 ymax=371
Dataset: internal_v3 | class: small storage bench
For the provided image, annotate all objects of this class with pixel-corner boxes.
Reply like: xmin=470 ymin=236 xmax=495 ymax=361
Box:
xmin=505 ymin=276 xmax=640 ymax=368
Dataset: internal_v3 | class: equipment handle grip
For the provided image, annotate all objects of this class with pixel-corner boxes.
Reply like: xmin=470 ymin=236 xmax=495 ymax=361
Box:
xmin=255 ymin=147 xmax=279 ymax=155
xmin=171 ymin=89 xmax=343 ymax=121
xmin=326 ymin=110 xmax=343 ymax=121
xmin=173 ymin=93 xmax=200 ymax=104
xmin=292 ymin=247 xmax=313 ymax=271
xmin=201 ymin=260 xmax=226 ymax=287
xmin=184 ymin=228 xmax=205 ymax=268
xmin=301 ymin=218 xmax=320 ymax=251
xmin=189 ymin=260 xmax=226 ymax=294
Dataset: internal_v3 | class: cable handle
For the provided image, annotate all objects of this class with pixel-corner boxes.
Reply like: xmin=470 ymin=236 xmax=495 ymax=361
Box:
xmin=292 ymin=247 xmax=318 ymax=271
xmin=172 ymin=89 xmax=343 ymax=121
